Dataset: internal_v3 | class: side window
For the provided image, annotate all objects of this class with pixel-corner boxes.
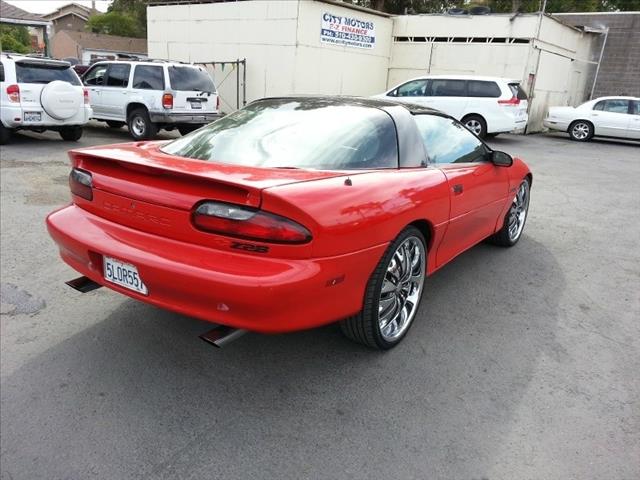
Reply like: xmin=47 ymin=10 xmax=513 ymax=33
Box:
xmin=395 ymin=80 xmax=428 ymax=97
xmin=601 ymin=99 xmax=630 ymax=114
xmin=84 ymin=65 xmax=107 ymax=86
xmin=429 ymin=79 xmax=466 ymax=97
xmin=132 ymin=65 xmax=164 ymax=90
xmin=632 ymin=100 xmax=640 ymax=115
xmin=593 ymin=101 xmax=605 ymax=111
xmin=467 ymin=80 xmax=501 ymax=98
xmin=105 ymin=64 xmax=131 ymax=88
xmin=413 ymin=114 xmax=488 ymax=164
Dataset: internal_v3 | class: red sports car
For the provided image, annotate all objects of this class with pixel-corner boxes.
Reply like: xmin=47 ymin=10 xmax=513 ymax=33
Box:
xmin=47 ymin=97 xmax=531 ymax=349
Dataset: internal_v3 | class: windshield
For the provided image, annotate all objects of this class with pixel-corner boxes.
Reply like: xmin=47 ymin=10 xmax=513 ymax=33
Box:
xmin=16 ymin=63 xmax=80 ymax=85
xmin=161 ymin=99 xmax=399 ymax=170
xmin=168 ymin=66 xmax=215 ymax=92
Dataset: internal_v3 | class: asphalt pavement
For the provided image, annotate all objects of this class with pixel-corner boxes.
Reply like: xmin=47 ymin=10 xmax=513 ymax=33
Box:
xmin=1 ymin=123 xmax=638 ymax=480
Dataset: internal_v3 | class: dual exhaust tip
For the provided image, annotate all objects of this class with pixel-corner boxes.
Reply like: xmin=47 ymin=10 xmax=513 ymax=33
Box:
xmin=66 ymin=276 xmax=247 ymax=347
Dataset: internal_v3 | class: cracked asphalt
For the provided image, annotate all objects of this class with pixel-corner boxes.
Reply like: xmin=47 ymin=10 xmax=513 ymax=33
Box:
xmin=1 ymin=123 xmax=639 ymax=480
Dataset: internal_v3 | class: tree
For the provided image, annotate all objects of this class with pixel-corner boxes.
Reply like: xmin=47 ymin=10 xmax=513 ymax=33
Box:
xmin=0 ymin=24 xmax=32 ymax=54
xmin=86 ymin=0 xmax=148 ymax=38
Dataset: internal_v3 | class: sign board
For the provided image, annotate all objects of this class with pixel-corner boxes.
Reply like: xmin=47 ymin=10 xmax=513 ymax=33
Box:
xmin=321 ymin=12 xmax=376 ymax=50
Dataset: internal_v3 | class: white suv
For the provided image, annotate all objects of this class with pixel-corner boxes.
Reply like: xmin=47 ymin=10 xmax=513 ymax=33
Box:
xmin=82 ymin=60 xmax=220 ymax=140
xmin=1 ymin=53 xmax=91 ymax=144
xmin=374 ymin=75 xmax=529 ymax=138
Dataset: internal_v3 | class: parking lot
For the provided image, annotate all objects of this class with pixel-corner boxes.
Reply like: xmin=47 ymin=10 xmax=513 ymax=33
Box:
xmin=1 ymin=123 xmax=638 ymax=479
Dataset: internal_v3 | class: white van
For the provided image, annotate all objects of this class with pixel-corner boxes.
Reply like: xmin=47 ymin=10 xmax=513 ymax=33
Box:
xmin=374 ymin=75 xmax=529 ymax=138
xmin=82 ymin=59 xmax=220 ymax=140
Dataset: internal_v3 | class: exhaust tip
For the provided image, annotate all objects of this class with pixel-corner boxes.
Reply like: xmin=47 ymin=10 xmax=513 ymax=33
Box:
xmin=200 ymin=325 xmax=247 ymax=348
xmin=66 ymin=276 xmax=102 ymax=293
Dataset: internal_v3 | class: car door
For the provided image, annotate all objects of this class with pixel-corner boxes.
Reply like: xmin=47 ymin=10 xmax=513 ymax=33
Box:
xmin=82 ymin=63 xmax=107 ymax=117
xmin=100 ymin=63 xmax=131 ymax=120
xmin=384 ymin=79 xmax=430 ymax=107
xmin=426 ymin=79 xmax=469 ymax=119
xmin=131 ymin=64 xmax=165 ymax=113
xmin=412 ymin=114 xmax=510 ymax=267
xmin=626 ymin=100 xmax=640 ymax=140
xmin=591 ymin=99 xmax=631 ymax=138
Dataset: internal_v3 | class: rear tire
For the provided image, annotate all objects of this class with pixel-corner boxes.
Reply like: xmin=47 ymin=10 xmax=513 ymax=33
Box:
xmin=0 ymin=123 xmax=12 ymax=145
xmin=178 ymin=125 xmax=200 ymax=136
xmin=462 ymin=114 xmax=487 ymax=138
xmin=568 ymin=120 xmax=593 ymax=142
xmin=106 ymin=120 xmax=125 ymax=129
xmin=340 ymin=226 xmax=427 ymax=350
xmin=59 ymin=126 xmax=83 ymax=141
xmin=127 ymin=108 xmax=157 ymax=140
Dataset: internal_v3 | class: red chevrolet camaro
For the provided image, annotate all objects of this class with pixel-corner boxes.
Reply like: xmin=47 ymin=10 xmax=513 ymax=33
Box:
xmin=47 ymin=97 xmax=531 ymax=349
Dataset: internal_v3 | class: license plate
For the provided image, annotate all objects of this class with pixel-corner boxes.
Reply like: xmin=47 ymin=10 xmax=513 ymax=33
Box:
xmin=24 ymin=112 xmax=41 ymax=122
xmin=190 ymin=102 xmax=202 ymax=109
xmin=103 ymin=256 xmax=148 ymax=295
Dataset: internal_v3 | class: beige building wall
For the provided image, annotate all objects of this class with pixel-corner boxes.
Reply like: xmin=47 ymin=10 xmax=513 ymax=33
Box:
xmin=50 ymin=31 xmax=81 ymax=60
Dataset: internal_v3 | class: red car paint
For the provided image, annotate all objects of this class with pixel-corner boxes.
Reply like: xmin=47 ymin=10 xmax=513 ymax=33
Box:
xmin=46 ymin=99 xmax=531 ymax=334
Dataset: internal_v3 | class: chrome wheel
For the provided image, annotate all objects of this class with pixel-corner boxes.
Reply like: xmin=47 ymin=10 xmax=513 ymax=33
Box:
xmin=378 ymin=236 xmax=425 ymax=341
xmin=465 ymin=119 xmax=482 ymax=136
xmin=507 ymin=181 xmax=530 ymax=242
xmin=571 ymin=122 xmax=590 ymax=140
xmin=131 ymin=116 xmax=146 ymax=137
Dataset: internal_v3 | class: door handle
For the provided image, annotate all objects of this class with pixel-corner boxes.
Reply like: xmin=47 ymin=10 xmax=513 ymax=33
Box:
xmin=452 ymin=184 xmax=463 ymax=195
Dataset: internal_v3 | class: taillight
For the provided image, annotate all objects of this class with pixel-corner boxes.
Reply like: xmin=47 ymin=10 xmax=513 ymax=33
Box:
xmin=69 ymin=168 xmax=93 ymax=201
xmin=498 ymin=96 xmax=520 ymax=106
xmin=193 ymin=201 xmax=312 ymax=244
xmin=83 ymin=88 xmax=89 ymax=104
xmin=6 ymin=84 xmax=20 ymax=103
xmin=162 ymin=93 xmax=173 ymax=109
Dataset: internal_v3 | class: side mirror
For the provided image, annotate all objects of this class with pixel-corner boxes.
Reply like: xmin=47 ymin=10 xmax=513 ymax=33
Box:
xmin=490 ymin=150 xmax=513 ymax=167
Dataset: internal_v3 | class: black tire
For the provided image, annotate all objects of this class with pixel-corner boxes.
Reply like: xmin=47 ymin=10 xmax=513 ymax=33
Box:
xmin=340 ymin=226 xmax=427 ymax=350
xmin=178 ymin=125 xmax=201 ymax=136
xmin=462 ymin=114 xmax=487 ymax=138
xmin=127 ymin=108 xmax=157 ymax=140
xmin=59 ymin=126 xmax=83 ymax=141
xmin=568 ymin=120 xmax=593 ymax=142
xmin=106 ymin=120 xmax=125 ymax=129
xmin=0 ymin=123 xmax=12 ymax=145
xmin=487 ymin=178 xmax=531 ymax=247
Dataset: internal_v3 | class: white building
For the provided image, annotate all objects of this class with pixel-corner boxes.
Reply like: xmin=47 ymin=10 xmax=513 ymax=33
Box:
xmin=147 ymin=0 xmax=601 ymax=132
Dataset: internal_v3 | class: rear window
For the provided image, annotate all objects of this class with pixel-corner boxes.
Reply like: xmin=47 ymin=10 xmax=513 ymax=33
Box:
xmin=15 ymin=62 xmax=80 ymax=85
xmin=509 ymin=83 xmax=528 ymax=100
xmin=467 ymin=80 xmax=501 ymax=98
xmin=133 ymin=65 xmax=164 ymax=90
xmin=168 ymin=66 xmax=215 ymax=92
xmin=429 ymin=79 xmax=466 ymax=97
xmin=161 ymin=99 xmax=398 ymax=170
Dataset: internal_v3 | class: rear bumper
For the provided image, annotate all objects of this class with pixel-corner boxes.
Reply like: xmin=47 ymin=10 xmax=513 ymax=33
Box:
xmin=543 ymin=118 xmax=569 ymax=131
xmin=1 ymin=104 xmax=91 ymax=128
xmin=148 ymin=111 xmax=222 ymax=124
xmin=46 ymin=205 xmax=386 ymax=333
xmin=489 ymin=114 xmax=528 ymax=134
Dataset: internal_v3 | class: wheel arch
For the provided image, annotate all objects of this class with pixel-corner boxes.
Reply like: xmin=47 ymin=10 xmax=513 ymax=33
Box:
xmin=408 ymin=219 xmax=434 ymax=251
xmin=461 ymin=113 xmax=488 ymax=133
xmin=126 ymin=102 xmax=147 ymax=118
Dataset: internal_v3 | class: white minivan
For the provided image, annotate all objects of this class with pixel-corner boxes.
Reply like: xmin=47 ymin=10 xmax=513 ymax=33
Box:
xmin=83 ymin=59 xmax=220 ymax=140
xmin=374 ymin=75 xmax=528 ymax=138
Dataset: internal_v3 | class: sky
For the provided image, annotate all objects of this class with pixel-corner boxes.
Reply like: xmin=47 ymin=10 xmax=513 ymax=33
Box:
xmin=4 ymin=0 xmax=112 ymax=14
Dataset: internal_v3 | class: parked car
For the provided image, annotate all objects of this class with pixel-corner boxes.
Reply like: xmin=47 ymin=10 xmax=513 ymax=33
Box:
xmin=82 ymin=59 xmax=221 ymax=140
xmin=374 ymin=75 xmax=529 ymax=138
xmin=47 ymin=96 xmax=532 ymax=350
xmin=0 ymin=53 xmax=91 ymax=144
xmin=544 ymin=96 xmax=640 ymax=141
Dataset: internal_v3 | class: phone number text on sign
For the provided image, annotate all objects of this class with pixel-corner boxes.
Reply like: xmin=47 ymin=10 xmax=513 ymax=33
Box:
xmin=321 ymin=12 xmax=376 ymax=49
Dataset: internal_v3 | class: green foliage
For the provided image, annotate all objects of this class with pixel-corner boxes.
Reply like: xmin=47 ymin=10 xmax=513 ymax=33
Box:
xmin=0 ymin=24 xmax=32 ymax=54
xmin=86 ymin=11 xmax=141 ymax=38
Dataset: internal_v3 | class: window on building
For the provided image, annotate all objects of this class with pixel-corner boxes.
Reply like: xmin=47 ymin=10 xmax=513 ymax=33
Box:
xmin=413 ymin=114 xmax=488 ymax=164
xmin=429 ymin=79 xmax=467 ymax=97
xmin=105 ymin=64 xmax=131 ymax=88
xmin=132 ymin=65 xmax=164 ymax=90
xmin=467 ymin=80 xmax=502 ymax=98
